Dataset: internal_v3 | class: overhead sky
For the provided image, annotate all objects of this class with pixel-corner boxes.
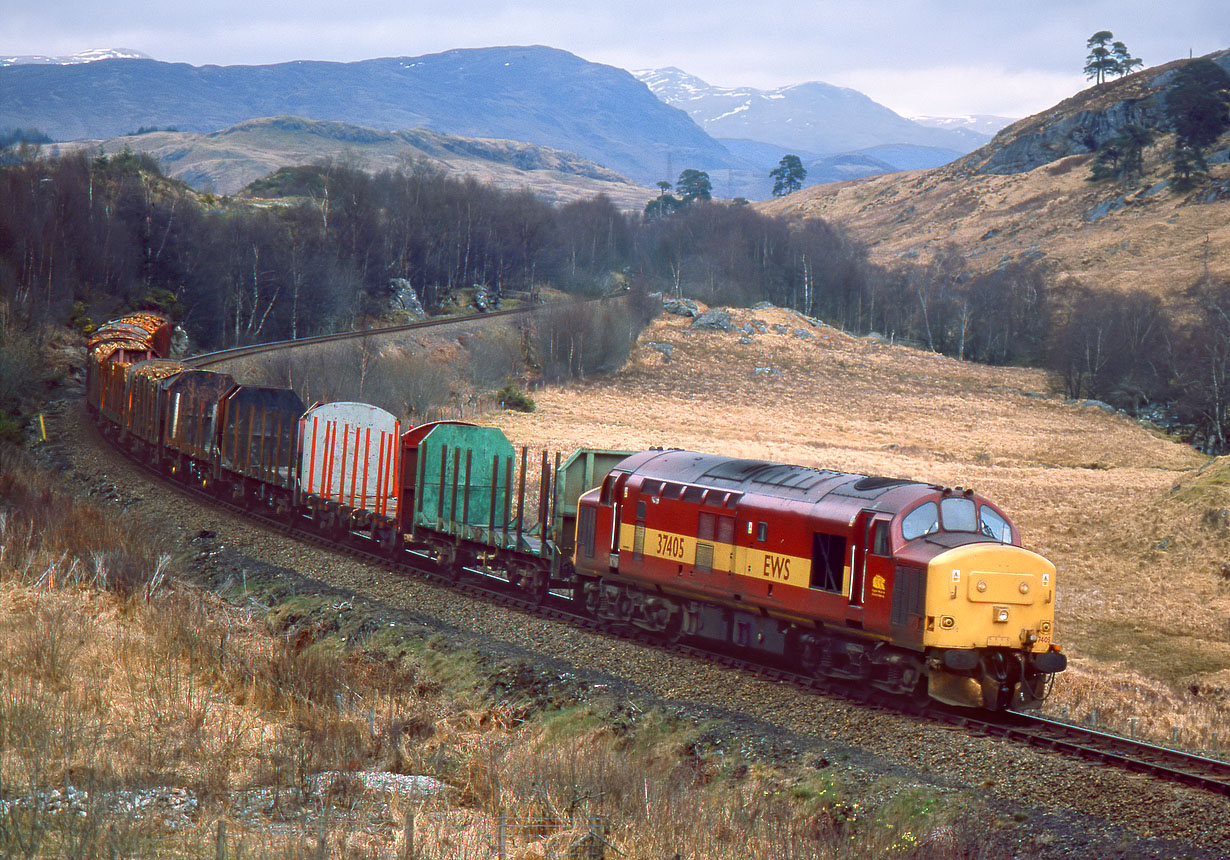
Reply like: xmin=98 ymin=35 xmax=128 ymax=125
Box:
xmin=5 ymin=0 xmax=1228 ymax=119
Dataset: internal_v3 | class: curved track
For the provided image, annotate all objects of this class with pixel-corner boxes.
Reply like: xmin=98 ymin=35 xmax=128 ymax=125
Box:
xmin=186 ymin=302 xmax=582 ymax=369
xmin=95 ymin=413 xmax=1230 ymax=798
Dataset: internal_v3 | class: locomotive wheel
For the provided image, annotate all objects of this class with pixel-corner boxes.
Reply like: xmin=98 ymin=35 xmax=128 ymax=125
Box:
xmin=579 ymin=578 xmax=601 ymax=617
xmin=660 ymin=611 xmax=684 ymax=644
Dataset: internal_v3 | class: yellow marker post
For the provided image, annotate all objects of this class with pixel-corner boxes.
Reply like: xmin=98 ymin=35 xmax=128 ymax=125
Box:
xmin=38 ymin=413 xmax=46 ymax=442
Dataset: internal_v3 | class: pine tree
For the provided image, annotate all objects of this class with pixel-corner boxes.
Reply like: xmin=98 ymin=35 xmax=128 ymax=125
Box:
xmin=675 ymin=169 xmax=712 ymax=204
xmin=1165 ymin=58 xmax=1230 ymax=188
xmin=1111 ymin=42 xmax=1143 ymax=77
xmin=770 ymin=154 xmax=808 ymax=197
xmin=1084 ymin=31 xmax=1118 ymax=85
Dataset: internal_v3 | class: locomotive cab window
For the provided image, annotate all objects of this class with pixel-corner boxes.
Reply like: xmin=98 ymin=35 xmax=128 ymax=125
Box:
xmin=940 ymin=497 xmax=978 ymax=532
xmin=600 ymin=474 xmax=618 ymax=505
xmin=756 ymin=522 xmax=768 ymax=542
xmin=901 ymin=502 xmax=939 ymax=541
xmin=979 ymin=505 xmax=1012 ymax=543
xmin=869 ymin=521 xmax=890 ymax=556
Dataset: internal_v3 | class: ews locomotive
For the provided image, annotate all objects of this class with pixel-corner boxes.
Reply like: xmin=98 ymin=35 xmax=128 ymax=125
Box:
xmin=85 ymin=314 xmax=1065 ymax=710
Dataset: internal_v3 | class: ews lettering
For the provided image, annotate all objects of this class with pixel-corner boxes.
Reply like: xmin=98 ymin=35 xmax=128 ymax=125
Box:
xmin=762 ymin=554 xmax=791 ymax=580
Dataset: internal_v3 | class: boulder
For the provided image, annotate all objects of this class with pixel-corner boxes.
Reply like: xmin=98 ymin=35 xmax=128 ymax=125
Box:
xmin=662 ymin=297 xmax=700 ymax=318
xmin=388 ymin=278 xmax=427 ymax=319
xmin=691 ymin=309 xmax=734 ymax=331
xmin=645 ymin=341 xmax=674 ymax=361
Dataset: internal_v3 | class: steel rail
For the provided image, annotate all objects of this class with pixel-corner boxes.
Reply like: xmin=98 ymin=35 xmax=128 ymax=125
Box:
xmin=926 ymin=706 xmax=1230 ymax=796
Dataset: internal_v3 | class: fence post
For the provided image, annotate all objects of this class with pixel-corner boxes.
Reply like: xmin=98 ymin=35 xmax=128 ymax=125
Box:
xmin=498 ymin=809 xmax=507 ymax=860
xmin=401 ymin=805 xmax=415 ymax=860
xmin=216 ymin=821 xmax=227 ymax=860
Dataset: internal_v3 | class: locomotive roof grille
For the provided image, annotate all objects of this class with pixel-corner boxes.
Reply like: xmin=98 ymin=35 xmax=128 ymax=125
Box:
xmin=699 ymin=458 xmax=840 ymax=489
xmin=851 ymin=476 xmax=915 ymax=492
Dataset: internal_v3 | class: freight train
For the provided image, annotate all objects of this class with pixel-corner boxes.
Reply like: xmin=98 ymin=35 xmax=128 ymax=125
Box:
xmin=86 ymin=313 xmax=1066 ymax=710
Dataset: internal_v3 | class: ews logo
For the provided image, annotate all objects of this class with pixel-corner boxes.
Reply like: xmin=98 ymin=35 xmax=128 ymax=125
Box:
xmin=762 ymin=554 xmax=791 ymax=581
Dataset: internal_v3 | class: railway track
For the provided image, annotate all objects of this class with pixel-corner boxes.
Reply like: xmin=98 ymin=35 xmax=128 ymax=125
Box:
xmin=186 ymin=301 xmax=584 ymax=369
xmin=952 ymin=710 xmax=1230 ymax=796
xmin=94 ymin=412 xmax=1230 ymax=799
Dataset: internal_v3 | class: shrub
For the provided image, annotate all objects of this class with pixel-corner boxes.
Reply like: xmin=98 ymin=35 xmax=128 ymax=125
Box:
xmin=498 ymin=385 xmax=536 ymax=412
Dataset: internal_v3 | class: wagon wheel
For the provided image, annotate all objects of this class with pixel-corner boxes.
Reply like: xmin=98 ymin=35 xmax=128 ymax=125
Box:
xmin=519 ymin=565 xmax=550 ymax=605
xmin=433 ymin=542 xmax=461 ymax=581
xmin=379 ymin=528 xmax=404 ymax=558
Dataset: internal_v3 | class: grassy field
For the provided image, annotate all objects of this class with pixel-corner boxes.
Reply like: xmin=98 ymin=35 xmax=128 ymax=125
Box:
xmin=494 ymin=306 xmax=1230 ymax=747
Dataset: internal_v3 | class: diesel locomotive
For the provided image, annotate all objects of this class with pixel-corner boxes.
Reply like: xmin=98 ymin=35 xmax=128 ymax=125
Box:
xmin=85 ymin=313 xmax=1066 ymax=710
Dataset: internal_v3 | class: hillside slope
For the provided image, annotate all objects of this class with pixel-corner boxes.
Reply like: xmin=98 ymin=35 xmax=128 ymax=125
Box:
xmin=761 ymin=51 xmax=1230 ymax=295
xmin=53 ymin=116 xmax=656 ymax=206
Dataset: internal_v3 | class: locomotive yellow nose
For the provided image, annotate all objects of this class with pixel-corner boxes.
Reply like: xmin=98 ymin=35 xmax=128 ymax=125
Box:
xmin=923 ymin=543 xmax=1057 ymax=652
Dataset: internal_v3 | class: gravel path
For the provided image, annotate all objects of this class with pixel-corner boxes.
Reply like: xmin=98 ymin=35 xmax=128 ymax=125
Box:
xmin=34 ymin=393 xmax=1230 ymax=860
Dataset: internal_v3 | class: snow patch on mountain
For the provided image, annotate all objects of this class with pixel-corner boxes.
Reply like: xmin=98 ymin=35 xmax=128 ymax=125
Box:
xmin=0 ymin=48 xmax=151 ymax=67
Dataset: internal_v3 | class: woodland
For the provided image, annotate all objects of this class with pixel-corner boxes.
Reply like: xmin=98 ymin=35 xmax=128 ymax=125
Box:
xmin=1 ymin=146 xmax=1229 ymax=450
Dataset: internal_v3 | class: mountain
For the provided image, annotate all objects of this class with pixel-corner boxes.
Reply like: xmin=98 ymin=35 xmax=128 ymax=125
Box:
xmin=634 ymin=67 xmax=990 ymax=156
xmin=49 ymin=116 xmax=656 ymax=207
xmin=0 ymin=48 xmax=151 ymax=66
xmin=759 ymin=51 xmax=1230 ymax=299
xmin=911 ymin=114 xmax=1017 ymax=138
xmin=0 ymin=46 xmax=735 ymax=185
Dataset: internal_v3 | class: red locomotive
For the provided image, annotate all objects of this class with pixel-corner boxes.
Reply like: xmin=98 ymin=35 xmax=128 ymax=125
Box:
xmin=572 ymin=449 xmax=1065 ymax=710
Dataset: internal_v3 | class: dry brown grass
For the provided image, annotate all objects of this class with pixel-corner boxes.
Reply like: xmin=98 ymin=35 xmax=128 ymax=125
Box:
xmin=491 ymin=308 xmax=1230 ymax=747
xmin=2 ymin=444 xmax=1010 ymax=858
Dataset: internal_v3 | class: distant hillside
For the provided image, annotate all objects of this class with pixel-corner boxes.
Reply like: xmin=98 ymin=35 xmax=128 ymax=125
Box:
xmin=911 ymin=114 xmax=1016 ymax=137
xmin=52 ymin=116 xmax=656 ymax=207
xmin=634 ymin=66 xmax=989 ymax=156
xmin=759 ymin=51 xmax=1230 ymax=298
xmin=0 ymin=46 xmax=735 ymax=185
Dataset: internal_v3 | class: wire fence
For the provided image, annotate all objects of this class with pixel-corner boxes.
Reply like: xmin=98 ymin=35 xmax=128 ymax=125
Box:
xmin=0 ymin=806 xmax=616 ymax=860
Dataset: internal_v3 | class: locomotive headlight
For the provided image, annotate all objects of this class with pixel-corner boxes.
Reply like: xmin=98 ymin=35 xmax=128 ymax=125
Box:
xmin=993 ymin=606 xmax=1009 ymax=623
xmin=1018 ymin=582 xmax=1030 ymax=595
xmin=976 ymin=580 xmax=988 ymax=593
xmin=940 ymin=615 xmax=955 ymax=629
xmin=1040 ymin=621 xmax=1051 ymax=633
